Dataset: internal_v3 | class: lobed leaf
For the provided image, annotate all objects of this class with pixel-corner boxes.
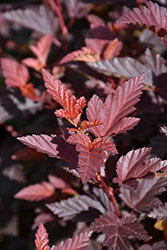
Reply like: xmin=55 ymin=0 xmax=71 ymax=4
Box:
xmin=42 ymin=69 xmax=86 ymax=125
xmin=67 ymin=132 xmax=117 ymax=183
xmin=90 ymin=210 xmax=150 ymax=250
xmin=86 ymin=74 xmax=144 ymax=137
xmin=14 ymin=182 xmax=55 ymax=201
xmin=117 ymin=1 xmax=167 ymax=40
xmin=119 ymin=177 xmax=167 ymax=212
xmin=50 ymin=231 xmax=92 ymax=250
xmin=46 ymin=195 xmax=105 ymax=220
xmin=35 ymin=223 xmax=50 ymax=250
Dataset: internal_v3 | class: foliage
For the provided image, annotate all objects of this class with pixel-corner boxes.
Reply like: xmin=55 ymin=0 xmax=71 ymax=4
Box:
xmin=1 ymin=0 xmax=167 ymax=250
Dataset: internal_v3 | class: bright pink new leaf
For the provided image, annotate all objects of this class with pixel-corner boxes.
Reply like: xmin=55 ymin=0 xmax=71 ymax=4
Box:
xmin=67 ymin=132 xmax=118 ymax=183
xmin=14 ymin=182 xmax=55 ymax=201
xmin=35 ymin=223 xmax=50 ymax=250
xmin=90 ymin=210 xmax=150 ymax=250
xmin=86 ymin=74 xmax=144 ymax=137
xmin=50 ymin=231 xmax=91 ymax=250
xmin=42 ymin=69 xmax=86 ymax=126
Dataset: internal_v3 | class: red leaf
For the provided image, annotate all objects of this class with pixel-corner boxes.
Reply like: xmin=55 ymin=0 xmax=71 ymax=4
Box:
xmin=20 ymin=83 xmax=39 ymax=101
xmin=22 ymin=34 xmax=52 ymax=71
xmin=50 ymin=231 xmax=91 ymax=250
xmin=67 ymin=132 xmax=118 ymax=183
xmin=14 ymin=182 xmax=55 ymax=201
xmin=42 ymin=69 xmax=86 ymax=126
xmin=102 ymin=38 xmax=123 ymax=60
xmin=120 ymin=177 xmax=167 ymax=212
xmin=117 ymin=1 xmax=167 ymax=40
xmin=1 ymin=58 xmax=29 ymax=88
xmin=22 ymin=58 xmax=43 ymax=72
xmin=35 ymin=223 xmax=50 ymax=250
xmin=90 ymin=210 xmax=150 ymax=250
xmin=114 ymin=147 xmax=167 ymax=188
xmin=86 ymin=74 xmax=144 ymax=137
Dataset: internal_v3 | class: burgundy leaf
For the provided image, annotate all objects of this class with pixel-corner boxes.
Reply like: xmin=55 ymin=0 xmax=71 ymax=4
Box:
xmin=119 ymin=177 xmax=167 ymax=212
xmin=17 ymin=134 xmax=78 ymax=169
xmin=139 ymin=241 xmax=167 ymax=250
xmin=1 ymin=58 xmax=29 ymax=88
xmin=35 ymin=223 xmax=50 ymax=250
xmin=17 ymin=134 xmax=58 ymax=158
xmin=64 ymin=0 xmax=91 ymax=18
xmin=145 ymin=48 xmax=167 ymax=76
xmin=14 ymin=182 xmax=55 ymax=201
xmin=102 ymin=38 xmax=123 ymax=60
xmin=42 ymin=69 xmax=86 ymax=126
xmin=161 ymin=126 xmax=167 ymax=136
xmin=46 ymin=195 xmax=105 ymax=220
xmin=87 ymin=57 xmax=151 ymax=84
xmin=117 ymin=1 xmax=167 ymax=40
xmin=86 ymin=14 xmax=105 ymax=29
xmin=67 ymin=132 xmax=117 ymax=183
xmin=32 ymin=213 xmax=55 ymax=230
xmin=90 ymin=210 xmax=150 ymax=250
xmin=148 ymin=203 xmax=167 ymax=221
xmin=113 ymin=147 xmax=167 ymax=188
xmin=86 ymin=74 xmax=144 ymax=137
xmin=2 ymin=5 xmax=60 ymax=43
xmin=50 ymin=231 xmax=92 ymax=250
xmin=48 ymin=175 xmax=69 ymax=189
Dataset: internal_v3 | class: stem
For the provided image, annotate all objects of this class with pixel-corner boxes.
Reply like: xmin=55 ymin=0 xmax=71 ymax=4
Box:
xmin=48 ymin=0 xmax=68 ymax=51
xmin=162 ymin=37 xmax=167 ymax=45
xmin=96 ymin=172 xmax=120 ymax=217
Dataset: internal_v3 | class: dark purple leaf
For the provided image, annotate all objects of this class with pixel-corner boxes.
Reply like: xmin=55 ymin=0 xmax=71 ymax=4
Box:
xmin=139 ymin=241 xmax=167 ymax=250
xmin=90 ymin=210 xmax=150 ymax=250
xmin=2 ymin=5 xmax=60 ymax=45
xmin=64 ymin=0 xmax=91 ymax=18
xmin=87 ymin=57 xmax=152 ymax=84
xmin=46 ymin=195 xmax=105 ymax=221
xmin=67 ymin=132 xmax=117 ymax=183
xmin=120 ymin=177 xmax=167 ymax=212
xmin=148 ymin=203 xmax=167 ymax=221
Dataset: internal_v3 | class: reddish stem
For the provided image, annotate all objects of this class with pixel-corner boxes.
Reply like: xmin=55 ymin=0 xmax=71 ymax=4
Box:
xmin=67 ymin=17 xmax=75 ymax=29
xmin=48 ymin=0 xmax=68 ymax=51
xmin=96 ymin=173 xmax=120 ymax=217
xmin=162 ymin=37 xmax=167 ymax=45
